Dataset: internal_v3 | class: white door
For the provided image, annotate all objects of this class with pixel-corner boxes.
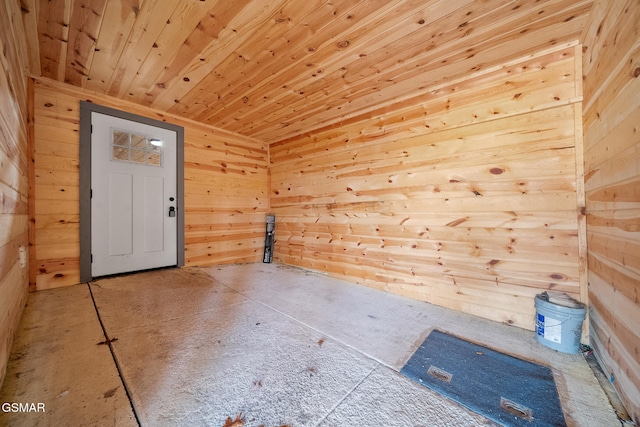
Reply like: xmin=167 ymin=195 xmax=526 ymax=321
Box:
xmin=91 ymin=112 xmax=177 ymax=277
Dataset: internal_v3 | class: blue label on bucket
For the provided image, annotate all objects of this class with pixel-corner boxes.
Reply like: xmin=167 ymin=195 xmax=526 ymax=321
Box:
xmin=536 ymin=313 xmax=562 ymax=343
xmin=537 ymin=313 xmax=545 ymax=336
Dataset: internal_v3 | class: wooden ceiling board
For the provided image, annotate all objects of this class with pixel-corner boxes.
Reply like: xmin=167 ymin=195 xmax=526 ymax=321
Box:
xmin=27 ymin=0 xmax=594 ymax=144
xmin=220 ymin=2 xmax=524 ymax=137
xmin=122 ymin=0 xmax=222 ymax=102
xmin=104 ymin=0 xmax=181 ymax=98
xmin=64 ymin=0 xmax=108 ymax=86
xmin=84 ymin=0 xmax=145 ymax=94
xmin=37 ymin=0 xmax=71 ymax=80
xmin=215 ymin=0 xmax=592 ymax=143
xmin=144 ymin=0 xmax=317 ymax=113
xmin=162 ymin=0 xmax=413 ymax=123
xmin=185 ymin=0 xmax=475 ymax=129
xmin=18 ymin=0 xmax=41 ymax=76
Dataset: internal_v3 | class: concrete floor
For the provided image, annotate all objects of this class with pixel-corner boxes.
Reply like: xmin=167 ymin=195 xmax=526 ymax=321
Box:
xmin=0 ymin=263 xmax=621 ymax=426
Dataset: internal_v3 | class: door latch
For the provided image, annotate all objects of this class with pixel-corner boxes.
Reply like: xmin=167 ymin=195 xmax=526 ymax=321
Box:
xmin=168 ymin=206 xmax=176 ymax=217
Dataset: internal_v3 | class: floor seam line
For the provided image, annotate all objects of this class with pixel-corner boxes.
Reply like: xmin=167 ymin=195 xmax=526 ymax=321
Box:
xmin=87 ymin=281 xmax=143 ymax=427
xmin=225 ymin=285 xmax=396 ymax=369
xmin=315 ymin=362 xmax=380 ymax=426
xmin=198 ymin=268 xmax=407 ymax=372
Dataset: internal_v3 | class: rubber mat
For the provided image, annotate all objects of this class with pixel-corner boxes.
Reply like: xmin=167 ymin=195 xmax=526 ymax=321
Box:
xmin=400 ymin=329 xmax=566 ymax=426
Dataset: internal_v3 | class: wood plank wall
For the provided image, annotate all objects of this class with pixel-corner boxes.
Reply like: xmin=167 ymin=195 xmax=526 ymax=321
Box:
xmin=582 ymin=0 xmax=640 ymax=422
xmin=0 ymin=1 xmax=30 ymax=387
xmin=32 ymin=78 xmax=268 ymax=290
xmin=270 ymin=44 xmax=585 ymax=331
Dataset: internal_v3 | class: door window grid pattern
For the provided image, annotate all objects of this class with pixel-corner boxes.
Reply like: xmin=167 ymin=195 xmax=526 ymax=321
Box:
xmin=111 ymin=129 xmax=162 ymax=166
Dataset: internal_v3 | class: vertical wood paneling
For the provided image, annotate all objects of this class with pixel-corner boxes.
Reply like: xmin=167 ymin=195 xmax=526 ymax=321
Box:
xmin=582 ymin=0 xmax=640 ymax=422
xmin=270 ymin=46 xmax=585 ymax=331
xmin=32 ymin=77 xmax=268 ymax=290
xmin=0 ymin=0 xmax=30 ymax=389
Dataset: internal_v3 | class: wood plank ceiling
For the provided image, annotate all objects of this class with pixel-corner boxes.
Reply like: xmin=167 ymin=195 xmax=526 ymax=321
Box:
xmin=23 ymin=0 xmax=593 ymax=144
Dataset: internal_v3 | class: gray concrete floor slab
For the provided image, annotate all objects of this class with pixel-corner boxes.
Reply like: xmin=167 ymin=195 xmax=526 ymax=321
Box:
xmin=201 ymin=263 xmax=452 ymax=369
xmin=0 ymin=285 xmax=136 ymax=426
xmin=108 ymin=299 xmax=379 ymax=426
xmin=0 ymin=263 xmax=621 ymax=426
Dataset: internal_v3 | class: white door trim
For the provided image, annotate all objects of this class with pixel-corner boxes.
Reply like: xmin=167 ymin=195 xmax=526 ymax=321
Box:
xmin=79 ymin=102 xmax=184 ymax=282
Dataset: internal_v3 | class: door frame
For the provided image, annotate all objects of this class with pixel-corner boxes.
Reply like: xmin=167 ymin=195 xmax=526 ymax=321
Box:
xmin=79 ymin=101 xmax=185 ymax=282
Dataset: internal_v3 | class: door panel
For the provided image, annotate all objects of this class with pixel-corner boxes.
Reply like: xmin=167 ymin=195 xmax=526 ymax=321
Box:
xmin=91 ymin=112 xmax=177 ymax=277
xmin=143 ymin=176 xmax=165 ymax=252
xmin=108 ymin=172 xmax=133 ymax=256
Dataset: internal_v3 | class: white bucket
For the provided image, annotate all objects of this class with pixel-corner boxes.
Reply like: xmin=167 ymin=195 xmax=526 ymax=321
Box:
xmin=534 ymin=292 xmax=586 ymax=354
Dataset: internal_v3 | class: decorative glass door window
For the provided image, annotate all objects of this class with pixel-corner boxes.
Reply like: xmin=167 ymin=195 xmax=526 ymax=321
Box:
xmin=111 ymin=129 xmax=163 ymax=166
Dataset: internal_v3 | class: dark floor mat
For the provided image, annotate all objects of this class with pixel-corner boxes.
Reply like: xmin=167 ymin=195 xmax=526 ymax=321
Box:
xmin=400 ymin=329 xmax=566 ymax=426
